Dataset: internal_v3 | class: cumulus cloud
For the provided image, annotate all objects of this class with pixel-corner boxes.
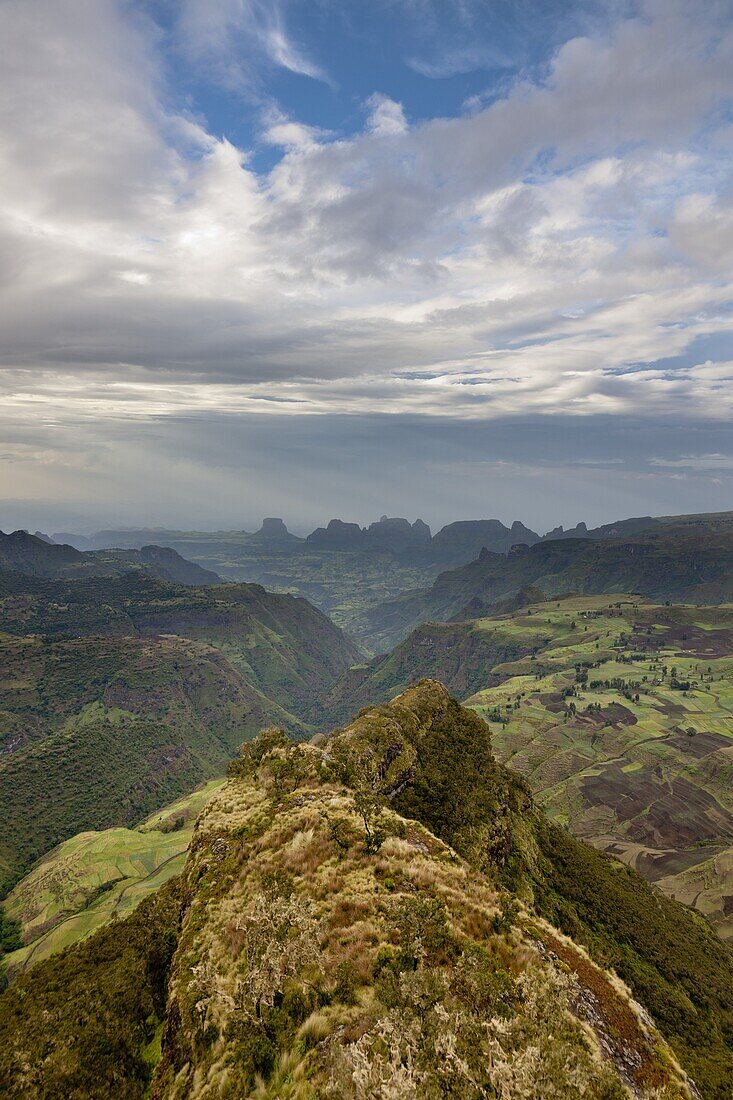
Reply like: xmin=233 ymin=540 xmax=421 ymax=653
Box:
xmin=365 ymin=94 xmax=409 ymax=137
xmin=0 ymin=0 xmax=732 ymax=523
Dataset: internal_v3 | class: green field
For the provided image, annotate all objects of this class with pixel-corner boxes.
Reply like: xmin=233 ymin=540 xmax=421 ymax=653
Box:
xmin=464 ymin=595 xmax=733 ymax=937
xmin=3 ymin=780 xmax=224 ymax=974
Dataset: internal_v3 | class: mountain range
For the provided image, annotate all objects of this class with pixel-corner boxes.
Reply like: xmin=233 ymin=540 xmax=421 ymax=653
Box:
xmin=0 ymin=530 xmax=221 ymax=586
xmin=45 ymin=510 xmax=733 ymax=649
xmin=3 ymin=682 xmax=733 ymax=1098
xmin=3 ymin=508 xmax=733 ymax=1096
xmin=360 ymin=515 xmax=733 ymax=651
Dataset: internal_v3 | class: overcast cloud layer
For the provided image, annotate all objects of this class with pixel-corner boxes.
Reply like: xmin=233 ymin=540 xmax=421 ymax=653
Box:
xmin=1 ymin=0 xmax=732 ymax=532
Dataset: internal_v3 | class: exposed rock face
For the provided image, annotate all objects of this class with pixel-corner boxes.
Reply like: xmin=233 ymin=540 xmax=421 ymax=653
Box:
xmin=306 ymin=518 xmax=366 ymax=549
xmin=262 ymin=517 xmax=289 ymax=534
xmin=431 ymin=519 xmax=540 ymax=564
xmin=307 ymin=516 xmax=432 ymax=554
xmin=366 ymin=516 xmax=432 ymax=552
xmin=543 ymin=521 xmax=589 ymax=541
xmin=251 ymin=517 xmax=298 ymax=541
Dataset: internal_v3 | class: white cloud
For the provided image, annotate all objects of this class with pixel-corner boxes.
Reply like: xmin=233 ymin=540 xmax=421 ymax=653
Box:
xmin=0 ymin=0 xmax=731 ymax=462
xmin=176 ymin=0 xmax=330 ymax=85
xmin=407 ymin=44 xmax=511 ymax=79
xmin=365 ymin=94 xmax=408 ymax=137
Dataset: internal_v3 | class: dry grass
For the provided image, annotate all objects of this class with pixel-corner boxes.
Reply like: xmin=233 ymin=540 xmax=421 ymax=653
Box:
xmin=151 ymin=712 xmax=692 ymax=1100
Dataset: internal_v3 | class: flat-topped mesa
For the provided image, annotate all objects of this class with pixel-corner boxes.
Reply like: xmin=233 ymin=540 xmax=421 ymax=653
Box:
xmin=366 ymin=516 xmax=432 ymax=552
xmin=431 ymin=519 xmax=540 ymax=564
xmin=250 ymin=517 xmax=299 ymax=542
xmin=306 ymin=518 xmax=366 ymax=549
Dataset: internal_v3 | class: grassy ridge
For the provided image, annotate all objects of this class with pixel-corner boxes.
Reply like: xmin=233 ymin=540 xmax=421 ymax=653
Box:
xmin=336 ymin=682 xmax=733 ymax=1099
xmin=150 ymin=726 xmax=684 ymax=1098
xmin=3 ymin=682 xmax=733 ymax=1096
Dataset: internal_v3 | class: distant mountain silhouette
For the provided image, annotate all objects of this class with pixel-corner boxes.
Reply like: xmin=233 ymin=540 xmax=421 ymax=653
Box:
xmin=249 ymin=517 xmax=301 ymax=542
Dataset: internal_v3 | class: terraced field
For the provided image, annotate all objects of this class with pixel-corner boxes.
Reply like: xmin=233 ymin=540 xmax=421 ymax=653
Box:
xmin=3 ymin=780 xmax=224 ymax=974
xmin=465 ymin=596 xmax=733 ymax=938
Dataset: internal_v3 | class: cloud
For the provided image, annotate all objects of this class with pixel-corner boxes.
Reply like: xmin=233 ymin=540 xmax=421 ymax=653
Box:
xmin=0 ymin=0 xmax=732 ymax=523
xmin=365 ymin=94 xmax=408 ymax=137
xmin=176 ymin=0 xmax=330 ymax=85
xmin=407 ymin=45 xmax=511 ymax=79
xmin=649 ymin=453 xmax=733 ymax=471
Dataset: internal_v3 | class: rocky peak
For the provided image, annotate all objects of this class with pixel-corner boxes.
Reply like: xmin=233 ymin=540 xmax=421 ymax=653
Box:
xmin=260 ymin=517 xmax=289 ymax=536
xmin=251 ymin=517 xmax=299 ymax=542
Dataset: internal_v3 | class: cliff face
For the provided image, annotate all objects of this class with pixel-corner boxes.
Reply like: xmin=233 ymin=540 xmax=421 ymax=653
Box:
xmin=362 ymin=529 xmax=733 ymax=651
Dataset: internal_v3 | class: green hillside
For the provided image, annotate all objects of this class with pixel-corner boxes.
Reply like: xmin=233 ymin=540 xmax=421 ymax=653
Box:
xmin=465 ymin=596 xmax=733 ymax=940
xmin=0 ymin=569 xmax=362 ymax=718
xmin=361 ymin=525 xmax=733 ymax=651
xmin=0 ymin=878 xmax=181 ymax=1098
xmin=318 ymin=595 xmax=733 ymax=942
xmin=3 ymin=781 xmax=224 ymax=976
xmin=56 ymin=526 xmax=442 ymax=638
xmin=6 ymin=682 xmax=733 ymax=1096
xmin=311 ymin=591 xmax=551 ymax=727
xmin=0 ymin=631 xmax=293 ymax=895
xmin=0 ymin=555 xmax=360 ymax=901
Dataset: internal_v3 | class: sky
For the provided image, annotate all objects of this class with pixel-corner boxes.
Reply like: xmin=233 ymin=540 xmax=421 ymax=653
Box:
xmin=0 ymin=0 xmax=732 ymax=535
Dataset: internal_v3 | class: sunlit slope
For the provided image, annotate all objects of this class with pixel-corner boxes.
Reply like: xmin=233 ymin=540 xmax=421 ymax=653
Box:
xmin=6 ymin=682 xmax=733 ymax=1096
xmin=3 ymin=781 xmax=224 ymax=974
xmin=464 ymin=596 xmax=733 ymax=936
xmin=318 ymin=595 xmax=733 ymax=941
xmin=150 ymin=716 xmax=689 ymax=1099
